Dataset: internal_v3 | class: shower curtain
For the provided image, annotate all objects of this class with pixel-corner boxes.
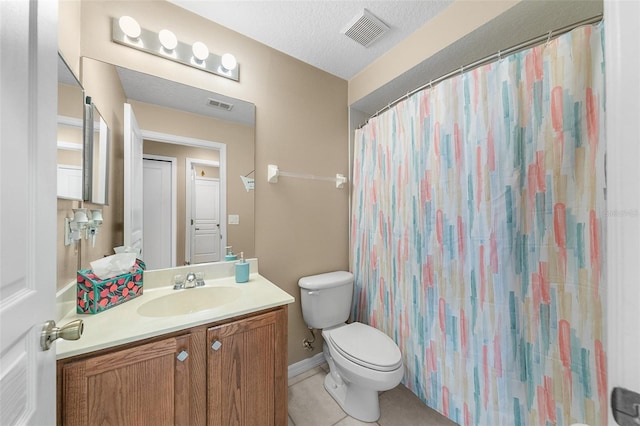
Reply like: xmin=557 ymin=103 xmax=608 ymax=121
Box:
xmin=351 ymin=24 xmax=605 ymax=426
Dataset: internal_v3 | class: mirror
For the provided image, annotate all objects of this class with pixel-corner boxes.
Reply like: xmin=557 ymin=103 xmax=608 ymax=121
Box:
xmin=84 ymin=101 xmax=110 ymax=204
xmin=114 ymin=64 xmax=255 ymax=271
xmin=57 ymin=54 xmax=111 ymax=205
xmin=57 ymin=54 xmax=84 ymax=200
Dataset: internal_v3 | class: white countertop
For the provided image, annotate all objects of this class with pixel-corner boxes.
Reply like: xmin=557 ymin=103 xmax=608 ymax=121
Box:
xmin=56 ymin=261 xmax=294 ymax=360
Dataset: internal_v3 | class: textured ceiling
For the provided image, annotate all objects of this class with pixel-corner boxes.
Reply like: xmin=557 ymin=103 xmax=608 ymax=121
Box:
xmin=168 ymin=0 xmax=454 ymax=80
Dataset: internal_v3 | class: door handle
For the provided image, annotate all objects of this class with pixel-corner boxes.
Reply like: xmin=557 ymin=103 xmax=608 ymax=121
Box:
xmin=612 ymin=387 xmax=640 ymax=425
xmin=40 ymin=319 xmax=84 ymax=351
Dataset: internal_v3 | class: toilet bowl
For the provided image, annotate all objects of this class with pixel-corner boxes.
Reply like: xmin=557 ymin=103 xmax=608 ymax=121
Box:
xmin=298 ymin=271 xmax=404 ymax=423
xmin=321 ymin=322 xmax=404 ymax=422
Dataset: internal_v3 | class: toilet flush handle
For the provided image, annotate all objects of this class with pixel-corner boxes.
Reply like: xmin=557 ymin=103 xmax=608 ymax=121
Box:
xmin=307 ymin=291 xmax=320 ymax=296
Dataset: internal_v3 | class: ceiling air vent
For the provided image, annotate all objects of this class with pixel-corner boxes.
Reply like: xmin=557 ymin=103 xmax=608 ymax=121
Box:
xmin=207 ymin=98 xmax=234 ymax=111
xmin=342 ymin=9 xmax=390 ymax=48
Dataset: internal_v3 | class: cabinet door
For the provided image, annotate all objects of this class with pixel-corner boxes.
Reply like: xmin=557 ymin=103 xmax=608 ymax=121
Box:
xmin=207 ymin=309 xmax=287 ymax=426
xmin=60 ymin=334 xmax=193 ymax=426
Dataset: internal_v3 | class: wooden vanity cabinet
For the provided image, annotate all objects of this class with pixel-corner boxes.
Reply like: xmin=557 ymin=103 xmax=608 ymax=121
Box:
xmin=57 ymin=306 xmax=288 ymax=426
xmin=207 ymin=309 xmax=288 ymax=426
xmin=59 ymin=334 xmax=197 ymax=426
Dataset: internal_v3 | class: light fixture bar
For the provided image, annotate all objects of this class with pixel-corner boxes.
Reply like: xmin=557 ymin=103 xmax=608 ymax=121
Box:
xmin=111 ymin=18 xmax=239 ymax=82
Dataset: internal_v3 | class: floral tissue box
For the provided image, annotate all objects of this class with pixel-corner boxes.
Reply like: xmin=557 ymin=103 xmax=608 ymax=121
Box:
xmin=76 ymin=259 xmax=145 ymax=314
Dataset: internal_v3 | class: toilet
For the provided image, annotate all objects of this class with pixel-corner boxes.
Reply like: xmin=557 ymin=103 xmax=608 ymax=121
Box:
xmin=298 ymin=271 xmax=404 ymax=423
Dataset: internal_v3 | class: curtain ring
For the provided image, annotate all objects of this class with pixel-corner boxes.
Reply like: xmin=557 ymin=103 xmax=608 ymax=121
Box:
xmin=460 ymin=66 xmax=464 ymax=75
xmin=429 ymin=80 xmax=433 ymax=90
xmin=498 ymin=50 xmax=501 ymax=60
xmin=546 ymin=30 xmax=553 ymax=46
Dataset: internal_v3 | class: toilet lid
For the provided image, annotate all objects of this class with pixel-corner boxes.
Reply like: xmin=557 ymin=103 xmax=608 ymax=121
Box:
xmin=325 ymin=322 xmax=402 ymax=372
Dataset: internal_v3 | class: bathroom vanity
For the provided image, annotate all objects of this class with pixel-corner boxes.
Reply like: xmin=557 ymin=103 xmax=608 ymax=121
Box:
xmin=55 ymin=260 xmax=294 ymax=425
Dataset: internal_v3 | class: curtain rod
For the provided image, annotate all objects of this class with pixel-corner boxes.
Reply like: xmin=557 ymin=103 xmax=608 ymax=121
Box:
xmin=362 ymin=14 xmax=603 ymax=127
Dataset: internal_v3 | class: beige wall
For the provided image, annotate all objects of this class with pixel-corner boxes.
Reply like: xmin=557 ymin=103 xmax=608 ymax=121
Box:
xmin=62 ymin=0 xmax=350 ymax=366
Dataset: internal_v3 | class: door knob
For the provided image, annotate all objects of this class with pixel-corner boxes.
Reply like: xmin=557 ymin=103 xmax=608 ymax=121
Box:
xmin=40 ymin=319 xmax=84 ymax=351
xmin=211 ymin=340 xmax=222 ymax=351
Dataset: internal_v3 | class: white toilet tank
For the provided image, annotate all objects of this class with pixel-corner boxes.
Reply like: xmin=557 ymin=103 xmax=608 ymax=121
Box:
xmin=298 ymin=271 xmax=354 ymax=329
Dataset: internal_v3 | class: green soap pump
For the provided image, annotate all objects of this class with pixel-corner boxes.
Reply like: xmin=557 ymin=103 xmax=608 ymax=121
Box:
xmin=235 ymin=252 xmax=249 ymax=283
xmin=224 ymin=246 xmax=238 ymax=261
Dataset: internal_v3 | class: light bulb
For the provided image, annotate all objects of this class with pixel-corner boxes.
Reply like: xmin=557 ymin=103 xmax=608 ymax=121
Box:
xmin=159 ymin=29 xmax=178 ymax=51
xmin=221 ymin=53 xmax=237 ymax=71
xmin=192 ymin=41 xmax=209 ymax=61
xmin=118 ymin=16 xmax=141 ymax=39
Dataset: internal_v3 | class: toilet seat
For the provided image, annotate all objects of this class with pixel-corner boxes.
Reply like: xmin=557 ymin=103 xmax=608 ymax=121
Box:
xmin=324 ymin=322 xmax=402 ymax=372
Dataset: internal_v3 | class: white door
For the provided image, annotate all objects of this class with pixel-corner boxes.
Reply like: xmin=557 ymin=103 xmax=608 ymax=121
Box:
xmin=605 ymin=1 xmax=640 ymax=424
xmin=0 ymin=0 xmax=58 ymax=424
xmin=191 ymin=177 xmax=221 ymax=264
xmin=143 ymin=158 xmax=173 ymax=269
xmin=124 ymin=103 xmax=144 ymax=256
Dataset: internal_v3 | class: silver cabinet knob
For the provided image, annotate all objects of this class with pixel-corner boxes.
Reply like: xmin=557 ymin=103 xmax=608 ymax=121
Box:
xmin=211 ymin=340 xmax=222 ymax=351
xmin=176 ymin=350 xmax=189 ymax=362
xmin=40 ymin=319 xmax=84 ymax=351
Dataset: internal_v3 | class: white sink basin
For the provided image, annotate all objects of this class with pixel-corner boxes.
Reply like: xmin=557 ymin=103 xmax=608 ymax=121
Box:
xmin=137 ymin=286 xmax=242 ymax=317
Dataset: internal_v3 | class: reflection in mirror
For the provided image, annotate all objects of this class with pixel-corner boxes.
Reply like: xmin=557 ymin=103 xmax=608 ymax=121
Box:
xmin=114 ymin=64 xmax=255 ymax=271
xmin=57 ymin=54 xmax=84 ymax=200
xmin=84 ymin=102 xmax=110 ymax=205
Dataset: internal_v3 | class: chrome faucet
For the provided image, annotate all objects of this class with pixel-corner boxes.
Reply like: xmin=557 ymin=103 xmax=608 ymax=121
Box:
xmin=173 ymin=272 xmax=205 ymax=290
xmin=184 ymin=272 xmax=197 ymax=288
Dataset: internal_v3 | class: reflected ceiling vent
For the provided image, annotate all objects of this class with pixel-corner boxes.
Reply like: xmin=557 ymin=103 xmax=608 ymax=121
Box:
xmin=342 ymin=9 xmax=390 ymax=48
xmin=207 ymin=97 xmax=234 ymax=111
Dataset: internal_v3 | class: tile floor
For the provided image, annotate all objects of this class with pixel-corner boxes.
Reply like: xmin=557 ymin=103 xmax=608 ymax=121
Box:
xmin=288 ymin=364 xmax=457 ymax=426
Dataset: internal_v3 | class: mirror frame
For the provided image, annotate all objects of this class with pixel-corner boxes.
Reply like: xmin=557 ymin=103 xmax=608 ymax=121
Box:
xmin=57 ymin=53 xmax=85 ymax=201
xmin=83 ymin=98 xmax=110 ymax=205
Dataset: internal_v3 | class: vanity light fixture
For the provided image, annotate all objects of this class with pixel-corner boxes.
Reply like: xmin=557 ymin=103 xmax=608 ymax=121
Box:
xmin=192 ymin=41 xmax=209 ymax=62
xmin=158 ymin=29 xmax=178 ymax=52
xmin=118 ymin=16 xmax=141 ymax=40
xmin=220 ymin=53 xmax=237 ymax=72
xmin=111 ymin=17 xmax=240 ymax=81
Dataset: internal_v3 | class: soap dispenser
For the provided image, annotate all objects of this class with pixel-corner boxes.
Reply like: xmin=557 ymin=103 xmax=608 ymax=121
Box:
xmin=235 ymin=252 xmax=249 ymax=283
xmin=224 ymin=246 xmax=238 ymax=261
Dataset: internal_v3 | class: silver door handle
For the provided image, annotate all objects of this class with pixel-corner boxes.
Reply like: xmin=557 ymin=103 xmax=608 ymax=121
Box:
xmin=40 ymin=319 xmax=84 ymax=351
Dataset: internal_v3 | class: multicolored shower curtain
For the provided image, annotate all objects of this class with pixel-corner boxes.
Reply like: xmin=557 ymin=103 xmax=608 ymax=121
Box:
xmin=351 ymin=24 xmax=605 ymax=426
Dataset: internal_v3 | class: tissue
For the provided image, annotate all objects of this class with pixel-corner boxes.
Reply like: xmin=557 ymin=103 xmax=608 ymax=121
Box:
xmin=90 ymin=253 xmax=137 ymax=280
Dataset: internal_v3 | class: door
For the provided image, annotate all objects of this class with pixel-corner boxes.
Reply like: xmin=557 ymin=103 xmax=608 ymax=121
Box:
xmin=124 ymin=103 xmax=144 ymax=255
xmin=143 ymin=158 xmax=173 ymax=269
xmin=0 ymin=0 xmax=58 ymax=424
xmin=60 ymin=335 xmax=193 ymax=425
xmin=605 ymin=1 xmax=640 ymax=424
xmin=207 ymin=311 xmax=280 ymax=426
xmin=192 ymin=177 xmax=221 ymax=264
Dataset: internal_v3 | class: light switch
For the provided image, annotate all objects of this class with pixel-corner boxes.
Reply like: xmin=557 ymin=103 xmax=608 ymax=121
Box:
xmin=228 ymin=214 xmax=239 ymax=225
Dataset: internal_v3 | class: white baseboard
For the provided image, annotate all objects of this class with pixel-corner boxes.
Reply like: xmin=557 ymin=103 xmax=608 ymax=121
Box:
xmin=288 ymin=352 xmax=325 ymax=379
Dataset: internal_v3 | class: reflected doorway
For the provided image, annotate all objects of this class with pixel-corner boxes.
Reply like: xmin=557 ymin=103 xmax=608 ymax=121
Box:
xmin=187 ymin=158 xmax=221 ymax=264
xmin=143 ymin=156 xmax=176 ymax=270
